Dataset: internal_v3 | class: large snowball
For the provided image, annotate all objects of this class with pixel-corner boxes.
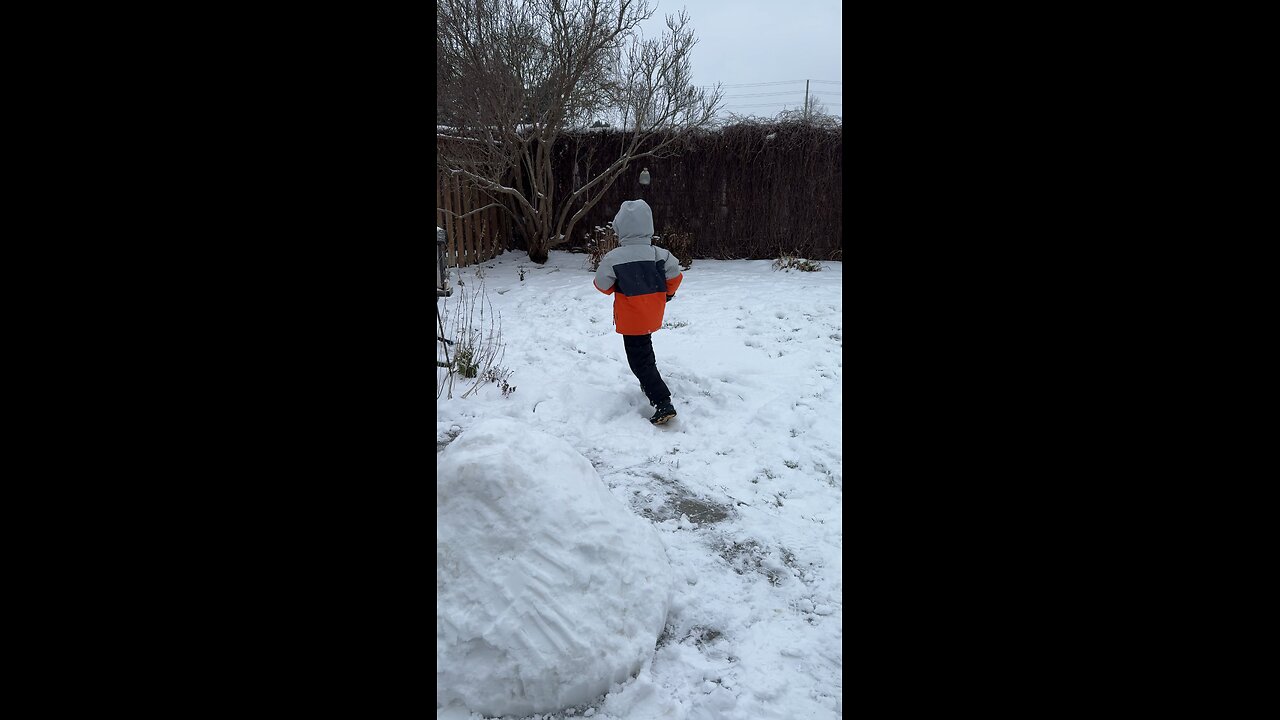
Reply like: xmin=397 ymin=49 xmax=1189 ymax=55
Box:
xmin=437 ymin=418 xmax=673 ymax=717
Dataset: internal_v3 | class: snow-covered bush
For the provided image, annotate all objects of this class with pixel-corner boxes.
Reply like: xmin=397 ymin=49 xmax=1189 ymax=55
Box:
xmin=437 ymin=278 xmax=509 ymax=399
xmin=656 ymin=225 xmax=694 ymax=270
xmin=772 ymin=254 xmax=823 ymax=272
xmin=479 ymin=365 xmax=516 ymax=397
xmin=585 ymin=223 xmax=618 ymax=272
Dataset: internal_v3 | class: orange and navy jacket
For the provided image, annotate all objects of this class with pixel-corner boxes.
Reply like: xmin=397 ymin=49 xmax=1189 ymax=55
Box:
xmin=593 ymin=200 xmax=683 ymax=335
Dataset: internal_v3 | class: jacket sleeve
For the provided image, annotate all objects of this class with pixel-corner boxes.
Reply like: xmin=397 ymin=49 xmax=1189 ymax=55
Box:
xmin=663 ymin=250 xmax=683 ymax=295
xmin=594 ymin=258 xmax=616 ymax=294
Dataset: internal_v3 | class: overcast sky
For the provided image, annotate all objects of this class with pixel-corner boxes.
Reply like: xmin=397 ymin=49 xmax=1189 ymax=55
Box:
xmin=638 ymin=0 xmax=843 ymax=120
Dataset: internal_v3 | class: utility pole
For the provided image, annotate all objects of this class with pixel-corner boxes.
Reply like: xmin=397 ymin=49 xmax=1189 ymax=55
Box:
xmin=804 ymin=79 xmax=810 ymax=122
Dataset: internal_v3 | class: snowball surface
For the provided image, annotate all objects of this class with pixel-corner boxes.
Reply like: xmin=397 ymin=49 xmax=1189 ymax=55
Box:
xmin=437 ymin=418 xmax=673 ymax=717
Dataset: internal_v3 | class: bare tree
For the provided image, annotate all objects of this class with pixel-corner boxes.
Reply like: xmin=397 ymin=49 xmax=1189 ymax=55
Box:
xmin=805 ymin=95 xmax=829 ymax=120
xmin=437 ymin=0 xmax=722 ymax=264
xmin=774 ymin=96 xmax=841 ymax=129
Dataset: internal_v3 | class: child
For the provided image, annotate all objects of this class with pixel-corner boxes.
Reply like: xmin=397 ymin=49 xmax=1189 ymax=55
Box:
xmin=593 ymin=199 xmax=683 ymax=425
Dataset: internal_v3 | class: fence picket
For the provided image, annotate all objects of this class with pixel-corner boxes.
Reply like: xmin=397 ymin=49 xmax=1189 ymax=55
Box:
xmin=465 ymin=183 xmax=478 ymax=267
xmin=441 ymin=175 xmax=456 ymax=267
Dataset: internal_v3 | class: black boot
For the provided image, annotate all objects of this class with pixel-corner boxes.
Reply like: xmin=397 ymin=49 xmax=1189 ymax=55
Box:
xmin=650 ymin=400 xmax=677 ymax=425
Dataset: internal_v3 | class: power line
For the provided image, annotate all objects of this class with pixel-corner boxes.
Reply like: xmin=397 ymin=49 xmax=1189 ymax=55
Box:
xmin=699 ymin=79 xmax=842 ymax=89
xmin=727 ymin=90 xmax=844 ymax=98
xmin=724 ymin=91 xmax=841 ymax=99
xmin=727 ymin=97 xmax=844 ymax=105
xmin=734 ymin=90 xmax=804 ymax=96
xmin=723 ymin=91 xmax=814 ymax=98
xmin=697 ymin=80 xmax=807 ymax=88
xmin=710 ymin=79 xmax=844 ymax=117
xmin=721 ymin=102 xmax=806 ymax=108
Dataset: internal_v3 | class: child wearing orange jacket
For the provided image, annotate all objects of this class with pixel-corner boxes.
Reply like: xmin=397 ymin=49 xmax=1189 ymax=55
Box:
xmin=593 ymin=199 xmax=683 ymax=424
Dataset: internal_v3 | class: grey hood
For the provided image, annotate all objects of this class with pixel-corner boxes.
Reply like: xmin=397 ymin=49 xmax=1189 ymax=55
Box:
xmin=612 ymin=199 xmax=654 ymax=245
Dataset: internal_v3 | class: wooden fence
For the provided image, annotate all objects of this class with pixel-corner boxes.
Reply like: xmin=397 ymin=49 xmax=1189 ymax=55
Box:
xmin=435 ymin=172 xmax=512 ymax=268
xmin=436 ymin=121 xmax=841 ymax=267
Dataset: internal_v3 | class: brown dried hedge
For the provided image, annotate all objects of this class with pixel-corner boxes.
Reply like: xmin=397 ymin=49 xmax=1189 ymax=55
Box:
xmin=548 ymin=121 xmax=843 ymax=261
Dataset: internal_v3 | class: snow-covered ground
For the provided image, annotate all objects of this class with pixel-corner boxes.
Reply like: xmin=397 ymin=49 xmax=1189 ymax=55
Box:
xmin=437 ymin=249 xmax=842 ymax=719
